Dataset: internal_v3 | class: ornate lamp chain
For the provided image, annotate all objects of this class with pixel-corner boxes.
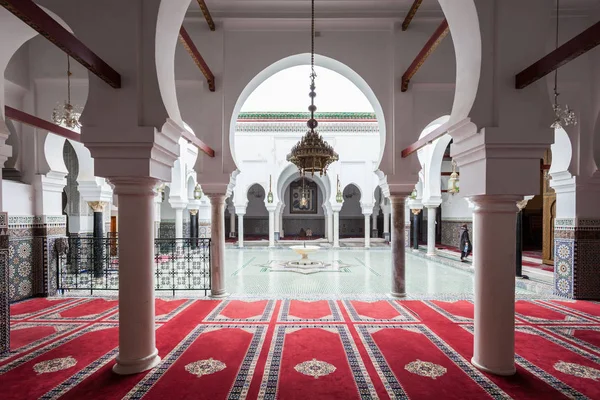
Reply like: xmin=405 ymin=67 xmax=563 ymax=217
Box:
xmin=553 ymin=0 xmax=559 ymax=105
xmin=67 ymin=55 xmax=72 ymax=105
xmin=285 ymin=0 xmax=339 ymax=176
xmin=550 ymin=0 xmax=577 ymax=129
xmin=310 ymin=0 xmax=316 ymax=127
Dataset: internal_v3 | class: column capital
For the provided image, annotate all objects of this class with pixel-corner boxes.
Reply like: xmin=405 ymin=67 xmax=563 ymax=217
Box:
xmin=411 ymin=209 xmax=422 ymax=215
xmin=207 ymin=193 xmax=227 ymax=205
xmin=471 ymin=195 xmax=522 ymax=213
xmin=422 ymin=200 xmax=442 ymax=208
xmin=112 ymin=177 xmax=158 ymax=196
xmin=389 ymin=194 xmax=407 ymax=205
xmin=88 ymin=201 xmax=108 ymax=212
xmin=189 ymin=209 xmax=198 ymax=216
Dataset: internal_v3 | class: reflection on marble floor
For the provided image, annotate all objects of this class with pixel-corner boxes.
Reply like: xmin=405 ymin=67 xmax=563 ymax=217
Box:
xmin=224 ymin=248 xmax=534 ymax=298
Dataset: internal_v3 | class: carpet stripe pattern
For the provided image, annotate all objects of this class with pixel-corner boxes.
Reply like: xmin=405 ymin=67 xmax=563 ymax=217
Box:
xmin=2 ymin=298 xmax=600 ymax=399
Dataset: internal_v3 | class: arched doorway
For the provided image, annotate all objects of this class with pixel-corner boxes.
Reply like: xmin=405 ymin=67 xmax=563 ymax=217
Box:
xmin=245 ymin=183 xmax=268 ymax=240
xmin=282 ymin=177 xmax=324 ymax=240
xmin=340 ymin=184 xmax=363 ymax=239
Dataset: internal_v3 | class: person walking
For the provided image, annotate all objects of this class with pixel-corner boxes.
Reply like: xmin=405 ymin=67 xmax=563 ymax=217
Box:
xmin=460 ymin=224 xmax=472 ymax=262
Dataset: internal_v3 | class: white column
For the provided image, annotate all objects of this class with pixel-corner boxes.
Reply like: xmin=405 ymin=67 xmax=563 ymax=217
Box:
xmin=229 ymin=212 xmax=235 ymax=237
xmin=471 ymin=195 xmax=520 ymax=376
xmin=372 ymin=212 xmax=378 ymax=237
xmin=333 ymin=211 xmax=340 ymax=248
xmin=383 ymin=210 xmax=390 ymax=241
xmin=390 ymin=195 xmax=406 ymax=298
xmin=274 ymin=208 xmax=280 ymax=240
xmin=237 ymin=213 xmax=245 ymax=248
xmin=328 ymin=212 xmax=334 ymax=243
xmin=208 ymin=194 xmax=228 ymax=298
xmin=112 ymin=178 xmax=161 ymax=375
xmin=174 ymin=208 xmax=184 ymax=239
xmin=268 ymin=209 xmax=275 ymax=247
xmin=153 ymin=191 xmax=162 ymax=239
xmin=364 ymin=214 xmax=371 ymax=248
xmin=426 ymin=206 xmax=437 ymax=255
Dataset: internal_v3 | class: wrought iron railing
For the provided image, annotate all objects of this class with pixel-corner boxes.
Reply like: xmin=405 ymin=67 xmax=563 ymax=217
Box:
xmin=57 ymin=237 xmax=211 ymax=296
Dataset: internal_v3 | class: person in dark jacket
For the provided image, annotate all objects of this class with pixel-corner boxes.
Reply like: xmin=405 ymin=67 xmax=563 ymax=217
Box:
xmin=460 ymin=224 xmax=472 ymax=261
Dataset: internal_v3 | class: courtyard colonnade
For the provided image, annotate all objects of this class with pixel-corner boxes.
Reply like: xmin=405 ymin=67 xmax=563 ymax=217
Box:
xmin=0 ymin=0 xmax=599 ymax=383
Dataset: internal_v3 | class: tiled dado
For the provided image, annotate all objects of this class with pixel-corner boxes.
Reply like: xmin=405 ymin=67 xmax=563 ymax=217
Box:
xmin=199 ymin=222 xmax=211 ymax=238
xmin=554 ymin=218 xmax=600 ymax=300
xmin=7 ymin=216 xmax=67 ymax=302
xmin=0 ymin=212 xmax=9 ymax=355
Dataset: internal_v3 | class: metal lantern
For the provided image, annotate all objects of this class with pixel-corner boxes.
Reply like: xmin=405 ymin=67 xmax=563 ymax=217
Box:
xmin=267 ymin=175 xmax=274 ymax=204
xmin=409 ymin=188 xmax=417 ymax=199
xmin=336 ymin=175 xmax=343 ymax=203
xmin=447 ymin=160 xmax=460 ymax=195
xmin=193 ymin=184 xmax=203 ymax=200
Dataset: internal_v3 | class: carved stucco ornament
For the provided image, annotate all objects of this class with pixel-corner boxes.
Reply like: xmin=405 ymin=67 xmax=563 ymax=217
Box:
xmin=88 ymin=201 xmax=108 ymax=213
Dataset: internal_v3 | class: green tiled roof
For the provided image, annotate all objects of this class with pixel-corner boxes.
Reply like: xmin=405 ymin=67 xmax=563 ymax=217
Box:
xmin=238 ymin=111 xmax=377 ymax=120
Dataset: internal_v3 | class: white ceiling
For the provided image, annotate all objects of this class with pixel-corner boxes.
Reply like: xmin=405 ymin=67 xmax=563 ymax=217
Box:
xmin=188 ymin=0 xmax=599 ymax=20
xmin=192 ymin=0 xmax=442 ymax=19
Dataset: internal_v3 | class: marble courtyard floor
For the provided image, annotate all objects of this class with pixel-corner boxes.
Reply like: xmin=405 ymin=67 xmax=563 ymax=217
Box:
xmin=222 ymin=248 xmax=546 ymax=299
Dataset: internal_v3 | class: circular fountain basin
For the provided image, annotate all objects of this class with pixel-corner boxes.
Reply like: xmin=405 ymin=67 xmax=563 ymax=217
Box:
xmin=289 ymin=245 xmax=322 ymax=266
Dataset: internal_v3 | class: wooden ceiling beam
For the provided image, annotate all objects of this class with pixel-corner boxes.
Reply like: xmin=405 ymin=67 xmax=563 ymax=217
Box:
xmin=401 ymin=123 xmax=447 ymax=158
xmin=0 ymin=0 xmax=121 ymax=89
xmin=5 ymin=105 xmax=215 ymax=157
xmin=5 ymin=106 xmax=80 ymax=142
xmin=402 ymin=0 xmax=423 ymax=31
xmin=401 ymin=19 xmax=449 ymax=92
xmin=515 ymin=21 xmax=600 ymax=89
xmin=179 ymin=26 xmax=216 ymax=92
xmin=196 ymin=0 xmax=215 ymax=31
xmin=181 ymin=128 xmax=215 ymax=158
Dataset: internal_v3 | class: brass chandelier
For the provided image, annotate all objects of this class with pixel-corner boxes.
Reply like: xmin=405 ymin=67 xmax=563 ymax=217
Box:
xmin=52 ymin=55 xmax=82 ymax=129
xmin=286 ymin=0 xmax=338 ymax=177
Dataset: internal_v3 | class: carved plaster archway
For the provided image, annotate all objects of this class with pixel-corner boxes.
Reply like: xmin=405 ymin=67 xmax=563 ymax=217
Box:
xmin=229 ymin=54 xmax=387 ymax=169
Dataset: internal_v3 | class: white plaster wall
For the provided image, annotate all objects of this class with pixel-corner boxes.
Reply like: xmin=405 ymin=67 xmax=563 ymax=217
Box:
xmin=2 ymin=181 xmax=34 ymax=215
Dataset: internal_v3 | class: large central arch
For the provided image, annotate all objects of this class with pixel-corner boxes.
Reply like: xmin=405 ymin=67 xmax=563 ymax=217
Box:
xmin=229 ymin=53 xmax=387 ymax=169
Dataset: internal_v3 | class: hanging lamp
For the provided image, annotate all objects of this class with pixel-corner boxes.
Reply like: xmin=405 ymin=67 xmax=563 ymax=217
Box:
xmin=52 ymin=55 xmax=83 ymax=129
xmin=447 ymin=160 xmax=460 ymax=195
xmin=267 ymin=175 xmax=274 ymax=203
xmin=193 ymin=184 xmax=203 ymax=200
xmin=286 ymin=0 xmax=339 ymax=177
xmin=550 ymin=0 xmax=577 ymax=129
xmin=336 ymin=175 xmax=343 ymax=203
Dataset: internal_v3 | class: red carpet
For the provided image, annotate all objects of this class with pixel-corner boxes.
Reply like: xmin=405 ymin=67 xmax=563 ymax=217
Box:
xmin=5 ymin=297 xmax=600 ymax=399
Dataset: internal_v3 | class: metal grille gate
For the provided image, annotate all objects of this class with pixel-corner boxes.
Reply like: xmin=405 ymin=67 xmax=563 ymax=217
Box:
xmin=57 ymin=237 xmax=211 ymax=296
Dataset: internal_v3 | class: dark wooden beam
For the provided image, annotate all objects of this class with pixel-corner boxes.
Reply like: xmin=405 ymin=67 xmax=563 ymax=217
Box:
xmin=516 ymin=21 xmax=600 ymax=89
xmin=4 ymin=106 xmax=80 ymax=142
xmin=181 ymin=128 xmax=215 ymax=158
xmin=401 ymin=123 xmax=447 ymax=158
xmin=402 ymin=0 xmax=423 ymax=31
xmin=179 ymin=26 xmax=216 ymax=92
xmin=401 ymin=19 xmax=449 ymax=92
xmin=0 ymin=0 xmax=121 ymax=89
xmin=196 ymin=0 xmax=215 ymax=31
xmin=5 ymin=105 xmax=216 ymax=157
